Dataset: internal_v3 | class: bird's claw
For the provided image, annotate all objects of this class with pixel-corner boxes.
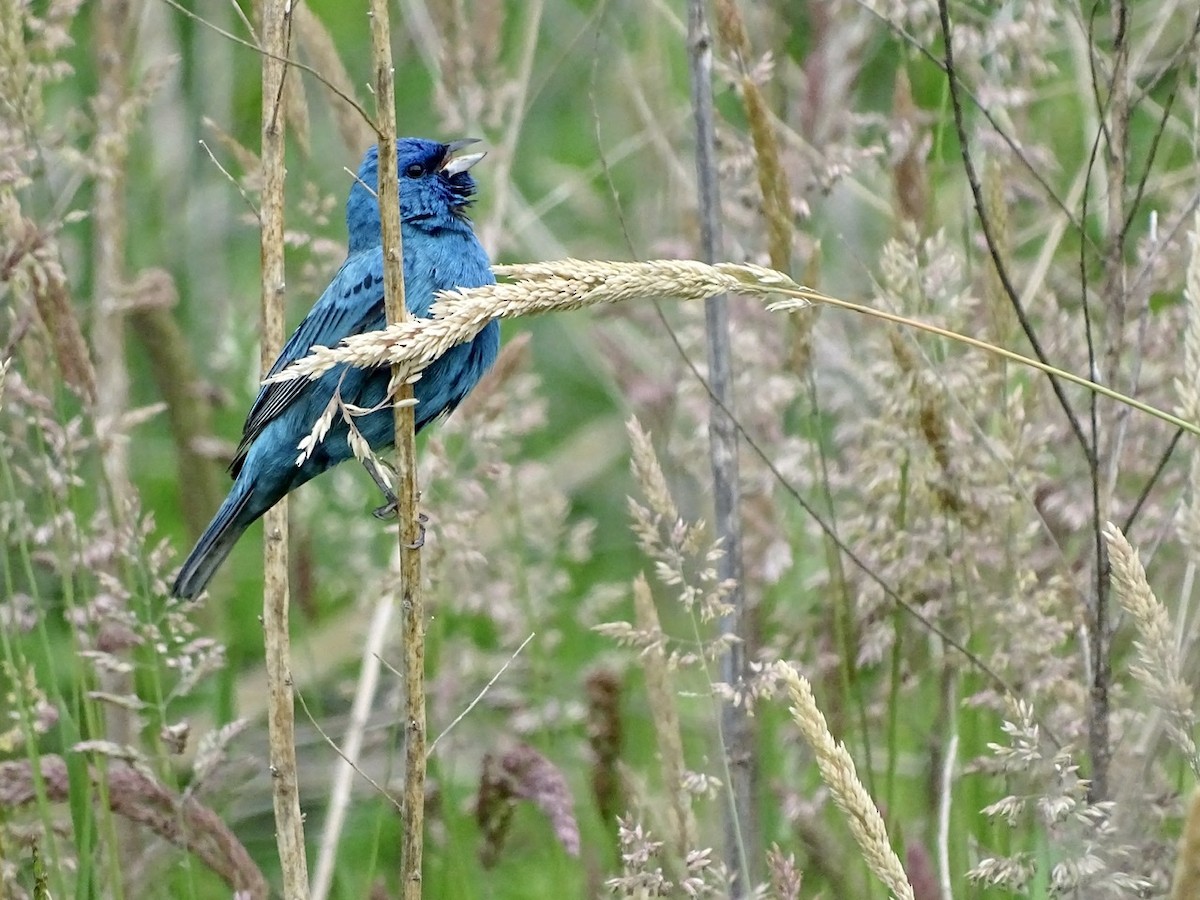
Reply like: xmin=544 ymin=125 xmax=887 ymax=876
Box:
xmin=404 ymin=513 xmax=430 ymax=550
xmin=372 ymin=500 xmax=398 ymax=520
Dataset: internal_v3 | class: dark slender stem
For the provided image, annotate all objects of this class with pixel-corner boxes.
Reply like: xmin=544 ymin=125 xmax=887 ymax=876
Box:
xmin=936 ymin=0 xmax=1093 ymax=464
xmin=1122 ymin=428 xmax=1183 ymax=535
xmin=687 ymin=0 xmax=753 ymax=892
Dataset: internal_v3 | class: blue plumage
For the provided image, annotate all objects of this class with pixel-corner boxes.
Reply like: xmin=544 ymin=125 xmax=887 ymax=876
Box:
xmin=172 ymin=138 xmax=499 ymax=599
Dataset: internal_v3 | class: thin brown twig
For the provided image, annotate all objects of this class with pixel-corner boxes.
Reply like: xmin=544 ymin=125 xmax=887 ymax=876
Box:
xmin=258 ymin=0 xmax=309 ymax=895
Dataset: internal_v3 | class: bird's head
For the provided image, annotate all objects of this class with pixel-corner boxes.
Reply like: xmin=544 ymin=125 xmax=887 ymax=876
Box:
xmin=346 ymin=138 xmax=485 ymax=253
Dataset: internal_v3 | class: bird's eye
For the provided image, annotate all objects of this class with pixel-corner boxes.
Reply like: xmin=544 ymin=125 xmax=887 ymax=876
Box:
xmin=404 ymin=163 xmax=425 ymax=178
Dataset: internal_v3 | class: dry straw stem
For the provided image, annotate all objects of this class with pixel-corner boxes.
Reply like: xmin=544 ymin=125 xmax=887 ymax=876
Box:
xmin=366 ymin=0 xmax=427 ymax=896
xmin=779 ymin=663 xmax=914 ymax=900
xmin=1171 ymin=789 xmax=1200 ymax=900
xmin=270 ymin=259 xmax=1196 ymax=441
xmin=632 ymin=573 xmax=698 ymax=865
xmin=1101 ymin=522 xmax=1200 ymax=774
xmin=258 ymin=0 xmax=309 ymax=895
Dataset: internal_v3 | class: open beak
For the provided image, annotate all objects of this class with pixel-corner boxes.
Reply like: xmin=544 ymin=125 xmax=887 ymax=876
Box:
xmin=440 ymin=138 xmax=486 ymax=176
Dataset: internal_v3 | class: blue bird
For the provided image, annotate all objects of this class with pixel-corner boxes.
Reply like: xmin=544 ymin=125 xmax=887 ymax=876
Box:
xmin=172 ymin=138 xmax=499 ymax=599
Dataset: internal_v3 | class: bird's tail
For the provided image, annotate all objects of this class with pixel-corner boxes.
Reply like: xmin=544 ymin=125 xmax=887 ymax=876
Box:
xmin=172 ymin=482 xmax=256 ymax=599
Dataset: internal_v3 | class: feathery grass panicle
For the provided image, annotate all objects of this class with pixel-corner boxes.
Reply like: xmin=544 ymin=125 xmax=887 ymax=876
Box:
xmin=1102 ymin=522 xmax=1200 ymax=774
xmin=778 ymin=662 xmax=914 ymax=900
xmin=270 ymin=259 xmax=803 ymax=386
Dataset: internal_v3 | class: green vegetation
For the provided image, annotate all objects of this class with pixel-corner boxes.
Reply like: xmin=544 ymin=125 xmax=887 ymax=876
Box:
xmin=3 ymin=0 xmax=1200 ymax=897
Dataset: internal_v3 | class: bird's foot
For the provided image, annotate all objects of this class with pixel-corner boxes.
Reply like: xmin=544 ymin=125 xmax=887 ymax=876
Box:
xmin=404 ymin=512 xmax=430 ymax=550
xmin=372 ymin=500 xmax=399 ymax=520
xmin=364 ymin=457 xmax=399 ymax=519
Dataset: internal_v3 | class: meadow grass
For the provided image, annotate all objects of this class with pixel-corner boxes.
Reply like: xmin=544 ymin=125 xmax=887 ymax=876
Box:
xmin=2 ymin=0 xmax=1200 ymax=897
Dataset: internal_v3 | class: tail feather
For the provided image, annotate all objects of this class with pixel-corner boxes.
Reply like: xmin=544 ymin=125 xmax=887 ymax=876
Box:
xmin=172 ymin=484 xmax=255 ymax=599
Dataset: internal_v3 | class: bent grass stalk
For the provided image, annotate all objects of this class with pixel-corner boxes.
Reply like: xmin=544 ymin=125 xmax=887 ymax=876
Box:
xmin=269 ymin=259 xmax=1198 ymax=440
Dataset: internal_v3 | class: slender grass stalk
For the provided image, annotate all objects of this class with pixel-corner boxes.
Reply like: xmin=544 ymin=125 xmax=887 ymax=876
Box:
xmin=311 ymin=597 xmax=396 ymax=900
xmin=91 ymin=0 xmax=139 ymax=886
xmin=272 ymin=261 xmax=1200 ymax=439
xmin=686 ymin=0 xmax=753 ymax=891
xmin=366 ymin=3 xmax=426 ymax=896
xmin=259 ymin=1 xmax=309 ymax=895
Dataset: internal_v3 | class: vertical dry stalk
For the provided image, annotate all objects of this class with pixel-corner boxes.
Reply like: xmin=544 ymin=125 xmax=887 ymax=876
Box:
xmin=258 ymin=0 xmax=309 ymax=895
xmin=366 ymin=4 xmax=426 ymax=897
xmin=632 ymin=574 xmax=697 ymax=863
xmin=91 ymin=0 xmax=138 ymax=874
xmin=686 ymin=0 xmax=753 ymax=891
xmin=1089 ymin=1 xmax=1133 ymax=805
xmin=91 ymin=0 xmax=134 ymax=515
xmin=311 ymin=596 xmax=396 ymax=900
xmin=1171 ymin=789 xmax=1200 ymax=900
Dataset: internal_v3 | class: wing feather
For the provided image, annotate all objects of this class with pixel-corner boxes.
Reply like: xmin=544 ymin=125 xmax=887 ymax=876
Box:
xmin=229 ymin=254 xmax=385 ymax=477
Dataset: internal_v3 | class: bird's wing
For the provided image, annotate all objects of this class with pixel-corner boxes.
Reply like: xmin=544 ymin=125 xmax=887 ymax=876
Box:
xmin=229 ymin=253 xmax=385 ymax=477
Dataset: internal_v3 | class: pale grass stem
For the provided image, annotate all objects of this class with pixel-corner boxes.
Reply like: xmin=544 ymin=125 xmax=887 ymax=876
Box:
xmin=632 ymin=573 xmax=698 ymax=864
xmin=310 ymin=594 xmax=395 ymax=900
xmin=258 ymin=0 xmax=308 ymax=895
xmin=1171 ymin=789 xmax=1200 ymax=900
xmin=778 ymin=663 xmax=915 ymax=900
xmin=367 ymin=0 xmax=426 ymax=895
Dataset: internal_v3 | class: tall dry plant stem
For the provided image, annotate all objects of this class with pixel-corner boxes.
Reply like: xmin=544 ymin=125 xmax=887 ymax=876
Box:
xmin=92 ymin=0 xmax=139 ymax=873
xmin=92 ymin=0 xmax=134 ymax=517
xmin=686 ymin=0 xmax=753 ymax=892
xmin=1084 ymin=1 xmax=1133 ymax=805
xmin=259 ymin=1 xmax=309 ymax=895
xmin=367 ymin=4 xmax=426 ymax=896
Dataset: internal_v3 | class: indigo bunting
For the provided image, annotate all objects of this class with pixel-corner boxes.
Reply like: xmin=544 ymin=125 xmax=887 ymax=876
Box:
xmin=172 ymin=138 xmax=499 ymax=599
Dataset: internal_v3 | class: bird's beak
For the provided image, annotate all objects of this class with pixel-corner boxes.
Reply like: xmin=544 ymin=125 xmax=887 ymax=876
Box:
xmin=440 ymin=138 xmax=486 ymax=176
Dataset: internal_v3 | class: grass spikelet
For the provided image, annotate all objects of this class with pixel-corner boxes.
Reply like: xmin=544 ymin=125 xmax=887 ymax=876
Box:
xmin=715 ymin=0 xmax=793 ymax=272
xmin=1176 ymin=212 xmax=1200 ymax=558
xmin=271 ymin=259 xmax=803 ymax=385
xmin=475 ymin=743 xmax=581 ymax=866
xmin=1102 ymin=522 xmax=1200 ymax=774
xmin=981 ymin=157 xmax=1015 ymax=356
xmin=4 ymin=217 xmax=96 ymax=402
xmin=778 ymin=662 xmax=915 ymax=900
